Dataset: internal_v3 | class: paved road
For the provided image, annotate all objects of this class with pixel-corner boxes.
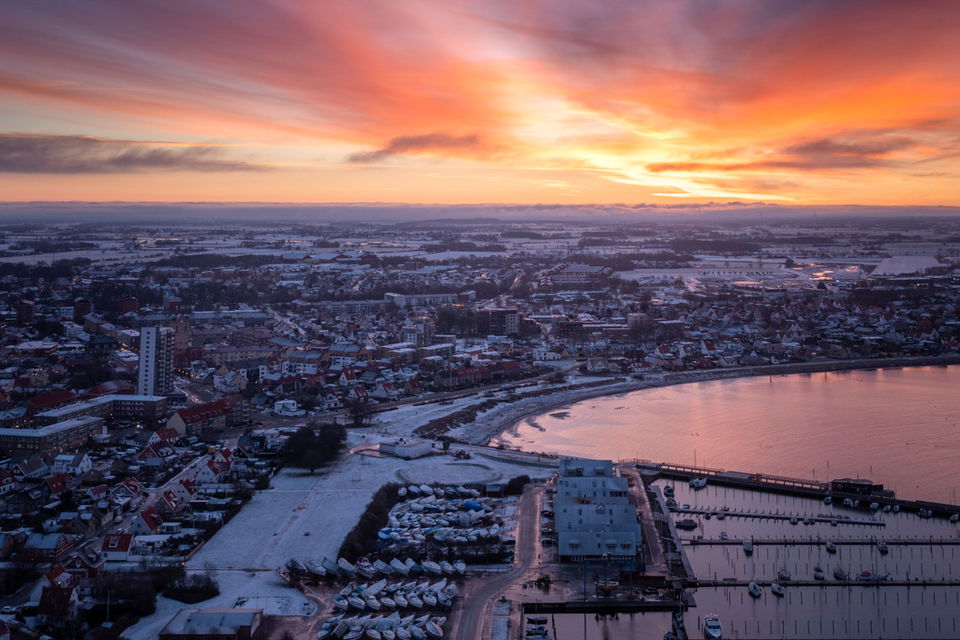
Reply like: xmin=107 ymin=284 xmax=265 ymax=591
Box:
xmin=455 ymin=484 xmax=543 ymax=640
xmin=311 ymin=364 xmax=580 ymax=423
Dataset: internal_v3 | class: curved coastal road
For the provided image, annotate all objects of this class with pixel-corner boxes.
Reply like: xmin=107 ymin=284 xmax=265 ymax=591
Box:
xmin=456 ymin=485 xmax=543 ymax=640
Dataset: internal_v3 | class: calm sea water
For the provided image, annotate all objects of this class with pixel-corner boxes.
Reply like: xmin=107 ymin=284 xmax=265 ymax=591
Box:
xmin=494 ymin=365 xmax=960 ymax=502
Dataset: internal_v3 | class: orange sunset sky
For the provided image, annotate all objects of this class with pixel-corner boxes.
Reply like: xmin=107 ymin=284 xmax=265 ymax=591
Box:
xmin=1 ymin=0 xmax=959 ymax=205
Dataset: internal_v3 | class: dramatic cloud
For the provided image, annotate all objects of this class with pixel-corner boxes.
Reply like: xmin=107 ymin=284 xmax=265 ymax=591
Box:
xmin=347 ymin=133 xmax=486 ymax=163
xmin=786 ymin=137 xmax=916 ymax=158
xmin=0 ymin=1 xmax=958 ymax=203
xmin=0 ymin=133 xmax=263 ymax=173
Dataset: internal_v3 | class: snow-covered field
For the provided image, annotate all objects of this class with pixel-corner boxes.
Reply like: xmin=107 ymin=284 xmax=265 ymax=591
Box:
xmin=125 ymin=448 xmax=551 ymax=638
xmin=871 ymin=255 xmax=942 ymax=275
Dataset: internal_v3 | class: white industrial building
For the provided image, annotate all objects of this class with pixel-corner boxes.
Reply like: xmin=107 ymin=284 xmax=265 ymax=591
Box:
xmin=555 ymin=457 xmax=641 ymax=561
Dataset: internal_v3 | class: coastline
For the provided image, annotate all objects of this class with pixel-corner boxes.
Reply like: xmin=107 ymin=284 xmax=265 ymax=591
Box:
xmin=468 ymin=354 xmax=960 ymax=448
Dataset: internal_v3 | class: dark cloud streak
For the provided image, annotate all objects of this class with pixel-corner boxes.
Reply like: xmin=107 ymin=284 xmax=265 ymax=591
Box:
xmin=347 ymin=132 xmax=484 ymax=163
xmin=0 ymin=133 xmax=265 ymax=173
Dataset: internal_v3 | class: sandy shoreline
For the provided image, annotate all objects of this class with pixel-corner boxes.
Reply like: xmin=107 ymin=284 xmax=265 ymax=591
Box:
xmin=467 ymin=354 xmax=960 ymax=448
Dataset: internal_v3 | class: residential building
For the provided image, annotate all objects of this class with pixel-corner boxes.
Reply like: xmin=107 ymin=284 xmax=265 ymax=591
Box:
xmin=0 ymin=416 xmax=103 ymax=455
xmin=138 ymin=326 xmax=175 ymax=395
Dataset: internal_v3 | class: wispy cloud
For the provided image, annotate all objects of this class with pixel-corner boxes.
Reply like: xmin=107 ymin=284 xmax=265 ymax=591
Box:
xmin=347 ymin=132 xmax=487 ymax=163
xmin=0 ymin=133 xmax=265 ymax=173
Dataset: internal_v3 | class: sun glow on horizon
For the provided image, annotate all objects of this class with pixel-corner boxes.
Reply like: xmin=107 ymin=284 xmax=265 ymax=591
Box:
xmin=1 ymin=1 xmax=959 ymax=206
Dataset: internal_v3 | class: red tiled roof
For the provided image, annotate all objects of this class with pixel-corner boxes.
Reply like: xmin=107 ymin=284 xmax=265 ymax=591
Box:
xmin=26 ymin=389 xmax=78 ymax=411
xmin=101 ymin=533 xmax=133 ymax=553
xmin=176 ymin=399 xmax=229 ymax=424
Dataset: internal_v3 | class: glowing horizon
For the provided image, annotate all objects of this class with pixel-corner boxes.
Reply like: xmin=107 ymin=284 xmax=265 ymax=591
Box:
xmin=2 ymin=1 xmax=959 ymax=206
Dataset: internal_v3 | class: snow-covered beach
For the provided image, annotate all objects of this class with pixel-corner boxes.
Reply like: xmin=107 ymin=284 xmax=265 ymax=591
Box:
xmin=461 ymin=354 xmax=960 ymax=449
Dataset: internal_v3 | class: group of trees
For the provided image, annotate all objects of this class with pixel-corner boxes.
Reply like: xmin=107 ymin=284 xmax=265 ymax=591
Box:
xmin=504 ymin=475 xmax=531 ymax=495
xmin=281 ymin=424 xmax=347 ymax=473
xmin=163 ymin=573 xmax=221 ymax=604
xmin=338 ymin=483 xmax=402 ymax=562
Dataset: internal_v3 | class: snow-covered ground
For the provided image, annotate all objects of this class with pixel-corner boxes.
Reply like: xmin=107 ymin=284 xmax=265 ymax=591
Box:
xmin=871 ymin=255 xmax=942 ymax=275
xmin=125 ymin=449 xmax=551 ymax=638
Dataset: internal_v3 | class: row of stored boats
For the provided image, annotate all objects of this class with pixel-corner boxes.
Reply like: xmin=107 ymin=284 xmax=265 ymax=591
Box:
xmin=333 ymin=578 xmax=459 ymax=612
xmin=288 ymin=556 xmax=466 ymax=581
xmin=379 ymin=492 xmax=500 ymax=547
xmin=317 ymin=612 xmax=447 ymax=640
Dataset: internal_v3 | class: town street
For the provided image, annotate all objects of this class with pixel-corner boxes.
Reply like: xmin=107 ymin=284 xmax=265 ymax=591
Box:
xmin=452 ymin=484 xmax=543 ymax=640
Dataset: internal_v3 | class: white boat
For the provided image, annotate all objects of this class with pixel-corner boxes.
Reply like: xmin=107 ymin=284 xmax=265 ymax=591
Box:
xmin=777 ymin=568 xmax=791 ymax=582
xmin=422 ymin=561 xmax=442 ymax=576
xmin=422 ymin=592 xmax=437 ymax=607
xmin=381 ymin=631 xmax=396 ymax=640
xmin=453 ymin=560 xmax=466 ymax=575
xmin=366 ymin=629 xmax=382 ymax=640
xmin=323 ymin=557 xmax=341 ymax=575
xmin=367 ymin=579 xmax=387 ymax=596
xmin=407 ymin=595 xmax=423 ymax=609
xmin=951 ymin=513 xmax=959 ymax=523
xmin=408 ymin=485 xmax=421 ymax=496
xmin=410 ymin=627 xmax=426 ymax=640
xmin=419 ymin=484 xmax=433 ymax=495
xmin=425 ymin=621 xmax=443 ymax=638
xmin=395 ymin=628 xmax=411 ymax=640
xmin=380 ymin=597 xmax=396 ymax=609
xmin=825 ymin=541 xmax=837 ymax=553
xmin=719 ymin=532 xmax=728 ymax=541
xmin=398 ymin=487 xmax=407 ymax=498
xmin=374 ymin=560 xmax=394 ymax=575
xmin=843 ymin=498 xmax=854 ymax=507
xmin=877 ymin=540 xmax=889 ymax=555
xmin=345 ymin=628 xmax=365 ymax=640
xmin=814 ymin=565 xmax=825 ymax=580
xmin=747 ymin=582 xmax=762 ymax=598
xmin=339 ymin=558 xmax=357 ymax=575
xmin=304 ymin=560 xmax=326 ymax=577
xmin=742 ymin=540 xmax=753 ymax=555
xmin=394 ymin=594 xmax=409 ymax=609
xmin=771 ymin=583 xmax=784 ymax=597
xmin=892 ymin=504 xmax=900 ymax=513
xmin=358 ymin=560 xmax=377 ymax=579
xmin=823 ymin=496 xmax=832 ymax=505
xmin=334 ymin=596 xmax=349 ymax=610
xmin=286 ymin=558 xmax=307 ymax=575
xmin=366 ymin=597 xmax=381 ymax=611
xmin=348 ymin=596 xmax=366 ymax=610
xmin=391 ymin=558 xmax=410 ymax=575
xmin=689 ymin=477 xmax=708 ymax=490
xmin=703 ymin=614 xmax=722 ymax=640
xmin=439 ymin=561 xmax=454 ymax=575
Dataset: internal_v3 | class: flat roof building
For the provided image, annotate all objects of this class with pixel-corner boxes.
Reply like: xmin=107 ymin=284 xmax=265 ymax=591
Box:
xmin=555 ymin=457 xmax=641 ymax=562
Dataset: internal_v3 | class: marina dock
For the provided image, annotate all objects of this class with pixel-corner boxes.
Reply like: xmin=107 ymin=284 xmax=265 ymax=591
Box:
xmin=670 ymin=506 xmax=885 ymax=526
